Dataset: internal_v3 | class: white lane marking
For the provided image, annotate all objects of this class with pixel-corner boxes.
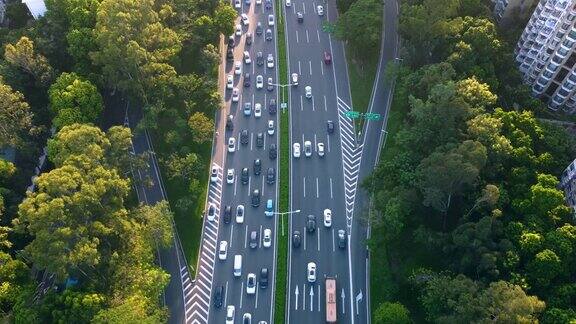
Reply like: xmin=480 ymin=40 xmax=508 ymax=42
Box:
xmin=302 ymin=284 xmax=306 ymax=310
xmin=244 ymin=226 xmax=248 ymax=249
xmin=261 ymin=175 xmax=265 ymax=196
xmin=302 ymin=2 xmax=305 ymax=14
xmin=312 ymin=1 xmax=316 ymax=13
xmin=316 ymin=177 xmax=319 ymax=198
xmin=330 ymin=178 xmax=333 ymax=199
xmin=314 ymin=133 xmax=317 ymax=147
xmin=250 ymin=132 xmax=254 ymax=150
xmin=327 ymin=133 xmax=331 ymax=152
xmin=321 ymin=60 xmax=324 ymax=76
xmin=303 ymin=226 xmax=307 ymax=250
xmin=318 ymin=285 xmax=321 ymax=312
xmin=312 ymin=95 xmax=315 ymax=111
xmin=259 ymin=225 xmax=263 ymax=249
xmin=300 ymin=95 xmax=304 ymax=111
xmin=303 ymin=176 xmax=306 ymax=198
xmin=224 ymin=281 xmax=229 ymax=306
xmin=302 ymin=133 xmax=305 ymax=148
xmin=293 ymin=5 xmax=296 ymax=14
xmin=263 ymin=131 xmax=267 ymax=148
xmin=248 ymin=175 xmax=251 ymax=196
xmin=230 ymin=224 xmax=234 ymax=247
xmin=332 ymin=228 xmax=335 ymax=251
xmin=309 ymin=60 xmax=312 ymax=75
xmin=298 ymin=61 xmax=302 ymax=75
xmin=240 ymin=281 xmax=244 ymax=309
xmin=317 ymin=29 xmax=320 ymax=42
xmin=255 ymin=282 xmax=259 ymax=308
xmin=296 ymin=30 xmax=299 ymax=43
xmin=318 ymin=227 xmax=321 ymax=251
xmin=306 ymin=29 xmax=309 ymax=43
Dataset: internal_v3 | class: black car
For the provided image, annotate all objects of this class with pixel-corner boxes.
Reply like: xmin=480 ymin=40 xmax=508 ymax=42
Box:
xmin=251 ymin=189 xmax=260 ymax=207
xmin=256 ymin=132 xmax=264 ymax=148
xmin=269 ymin=98 xmax=277 ymax=114
xmin=292 ymin=230 xmax=301 ymax=248
xmin=266 ymin=167 xmax=275 ymax=184
xmin=213 ymin=285 xmax=224 ymax=308
xmin=226 ymin=48 xmax=234 ymax=61
xmin=260 ymin=268 xmax=269 ymax=288
xmin=256 ymin=51 xmax=264 ymax=66
xmin=327 ymin=120 xmax=335 ymax=134
xmin=338 ymin=229 xmax=347 ymax=249
xmin=256 ymin=22 xmax=263 ymax=35
xmin=306 ymin=215 xmax=317 ymax=233
xmin=241 ymin=167 xmax=249 ymax=184
xmin=254 ymin=159 xmax=262 ymax=175
xmin=249 ymin=230 xmax=258 ymax=248
xmin=228 ymin=35 xmax=235 ymax=47
xmin=244 ymin=73 xmax=251 ymax=87
xmin=226 ymin=115 xmax=233 ymax=131
xmin=269 ymin=143 xmax=277 ymax=159
xmin=223 ymin=205 xmax=232 ymax=224
xmin=241 ymin=130 xmax=249 ymax=145
xmin=297 ymin=12 xmax=303 ymax=22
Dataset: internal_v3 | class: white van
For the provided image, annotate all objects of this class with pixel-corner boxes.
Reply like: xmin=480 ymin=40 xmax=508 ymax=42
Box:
xmin=234 ymin=255 xmax=242 ymax=277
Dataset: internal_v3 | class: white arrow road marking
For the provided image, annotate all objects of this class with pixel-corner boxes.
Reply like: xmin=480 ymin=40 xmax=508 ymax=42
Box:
xmin=355 ymin=290 xmax=363 ymax=315
xmin=341 ymin=288 xmax=346 ymax=314
xmin=295 ymin=286 xmax=300 ymax=310
xmin=310 ymin=285 xmax=314 ymax=312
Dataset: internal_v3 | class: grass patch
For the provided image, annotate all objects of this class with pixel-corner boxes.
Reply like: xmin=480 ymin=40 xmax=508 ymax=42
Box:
xmin=345 ymin=49 xmax=378 ymax=131
xmin=274 ymin=1 xmax=290 ymax=322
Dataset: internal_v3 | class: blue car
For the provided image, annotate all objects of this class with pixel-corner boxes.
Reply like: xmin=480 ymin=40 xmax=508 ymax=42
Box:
xmin=265 ymin=199 xmax=274 ymax=216
xmin=243 ymin=102 xmax=252 ymax=116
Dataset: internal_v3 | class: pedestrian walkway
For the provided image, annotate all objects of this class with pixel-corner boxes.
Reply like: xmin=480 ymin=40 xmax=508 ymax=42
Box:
xmin=336 ymin=97 xmax=363 ymax=231
xmin=187 ymin=163 xmax=224 ymax=324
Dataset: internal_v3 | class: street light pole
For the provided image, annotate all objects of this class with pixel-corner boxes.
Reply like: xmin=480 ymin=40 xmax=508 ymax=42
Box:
xmin=269 ymin=82 xmax=293 ymax=113
xmin=270 ymin=209 xmax=301 ymax=235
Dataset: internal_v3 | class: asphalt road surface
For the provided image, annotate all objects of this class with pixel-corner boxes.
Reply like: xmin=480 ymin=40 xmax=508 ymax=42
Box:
xmin=284 ymin=0 xmax=360 ymax=322
xmin=199 ymin=0 xmax=281 ymax=323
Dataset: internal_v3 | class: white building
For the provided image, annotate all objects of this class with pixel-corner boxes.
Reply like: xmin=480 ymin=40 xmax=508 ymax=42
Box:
xmin=22 ymin=0 xmax=46 ymax=19
xmin=494 ymin=0 xmax=537 ymax=25
xmin=515 ymin=0 xmax=576 ymax=114
xmin=560 ymin=158 xmax=576 ymax=215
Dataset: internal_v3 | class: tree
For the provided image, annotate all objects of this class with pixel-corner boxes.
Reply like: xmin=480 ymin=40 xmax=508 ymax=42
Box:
xmin=374 ymin=302 xmax=411 ymax=324
xmin=188 ymin=112 xmax=214 ymax=144
xmin=455 ymin=77 xmax=497 ymax=112
xmin=213 ymin=2 xmax=236 ymax=39
xmin=0 ymin=78 xmax=34 ymax=147
xmin=92 ymin=0 xmax=181 ymax=101
xmin=163 ymin=153 xmax=202 ymax=181
xmin=4 ymin=37 xmax=54 ymax=86
xmin=478 ymin=280 xmax=545 ymax=322
xmin=527 ymin=249 xmax=563 ymax=288
xmin=335 ymin=0 xmax=382 ymax=60
xmin=48 ymin=72 xmax=104 ymax=129
xmin=92 ymin=295 xmax=167 ymax=324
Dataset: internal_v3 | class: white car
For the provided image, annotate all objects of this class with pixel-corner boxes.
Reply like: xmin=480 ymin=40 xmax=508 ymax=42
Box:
xmin=232 ymin=87 xmax=240 ymax=102
xmin=256 ymin=75 xmax=264 ymax=89
xmin=210 ymin=165 xmax=219 ymax=183
xmin=207 ymin=204 xmax=216 ymax=221
xmin=268 ymin=14 xmax=275 ymax=26
xmin=307 ymin=262 xmax=317 ymax=283
xmin=317 ymin=5 xmax=324 ymax=16
xmin=226 ymin=74 xmax=234 ymax=89
xmin=246 ymin=273 xmax=256 ymax=294
xmin=267 ymin=54 xmax=274 ymax=68
xmin=234 ymin=61 xmax=242 ymax=75
xmin=236 ymin=205 xmax=245 ymax=223
xmin=235 ymin=24 xmax=242 ymax=36
xmin=263 ymin=228 xmax=272 ymax=248
xmin=323 ymin=208 xmax=332 ymax=227
xmin=218 ymin=241 xmax=228 ymax=260
xmin=226 ymin=169 xmax=235 ymax=184
xmin=317 ymin=142 xmax=325 ymax=157
xmin=234 ymin=0 xmax=241 ymax=8
xmin=305 ymin=85 xmax=312 ymax=98
xmin=244 ymin=51 xmax=251 ymax=64
xmin=304 ymin=140 xmax=312 ymax=157
xmin=241 ymin=13 xmax=249 ymax=26
xmin=293 ymin=142 xmax=301 ymax=158
xmin=228 ymin=137 xmax=236 ymax=153
xmin=267 ymin=120 xmax=275 ymax=135
xmin=286 ymin=0 xmax=291 ymax=5
xmin=291 ymin=73 xmax=298 ymax=86
xmin=254 ymin=103 xmax=262 ymax=118
xmin=226 ymin=305 xmax=235 ymax=324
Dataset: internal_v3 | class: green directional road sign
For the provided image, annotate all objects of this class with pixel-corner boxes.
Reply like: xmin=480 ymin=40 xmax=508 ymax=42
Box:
xmin=364 ymin=112 xmax=381 ymax=121
xmin=345 ymin=111 xmax=361 ymax=119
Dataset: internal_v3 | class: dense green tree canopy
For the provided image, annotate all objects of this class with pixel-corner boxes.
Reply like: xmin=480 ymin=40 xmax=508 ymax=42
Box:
xmin=0 ymin=78 xmax=34 ymax=147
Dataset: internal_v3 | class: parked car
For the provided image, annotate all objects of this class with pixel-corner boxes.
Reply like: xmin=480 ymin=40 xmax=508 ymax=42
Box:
xmin=244 ymin=51 xmax=251 ymax=64
xmin=207 ymin=204 xmax=216 ymax=221
xmin=226 ymin=114 xmax=234 ymax=130
xmin=232 ymin=88 xmax=240 ymax=102
xmin=228 ymin=137 xmax=236 ymax=153
xmin=227 ymin=74 xmax=234 ymax=89
xmin=234 ymin=61 xmax=242 ymax=74
xmin=241 ymin=13 xmax=249 ymax=25
xmin=210 ymin=165 xmax=219 ymax=183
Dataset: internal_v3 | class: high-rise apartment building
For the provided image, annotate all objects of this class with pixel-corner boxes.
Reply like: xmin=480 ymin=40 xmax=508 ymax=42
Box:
xmin=515 ymin=0 xmax=576 ymax=114
xmin=560 ymin=158 xmax=576 ymax=216
xmin=494 ymin=0 xmax=537 ymax=25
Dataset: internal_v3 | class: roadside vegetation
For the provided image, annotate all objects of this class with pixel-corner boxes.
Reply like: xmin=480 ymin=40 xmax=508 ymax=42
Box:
xmin=0 ymin=0 xmax=235 ymax=321
xmin=274 ymin=0 xmax=290 ymax=321
xmin=367 ymin=0 xmax=576 ymax=323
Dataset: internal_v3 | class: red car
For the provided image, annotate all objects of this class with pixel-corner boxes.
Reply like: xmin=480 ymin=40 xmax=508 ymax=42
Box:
xmin=324 ymin=51 xmax=332 ymax=64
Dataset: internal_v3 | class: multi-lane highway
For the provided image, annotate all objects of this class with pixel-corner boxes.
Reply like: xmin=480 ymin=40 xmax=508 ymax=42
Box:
xmin=188 ymin=0 xmax=281 ymax=322
xmin=284 ymin=0 xmax=361 ymax=322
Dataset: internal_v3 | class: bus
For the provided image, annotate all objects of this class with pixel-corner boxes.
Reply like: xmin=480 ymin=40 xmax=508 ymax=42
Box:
xmin=325 ymin=277 xmax=337 ymax=323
